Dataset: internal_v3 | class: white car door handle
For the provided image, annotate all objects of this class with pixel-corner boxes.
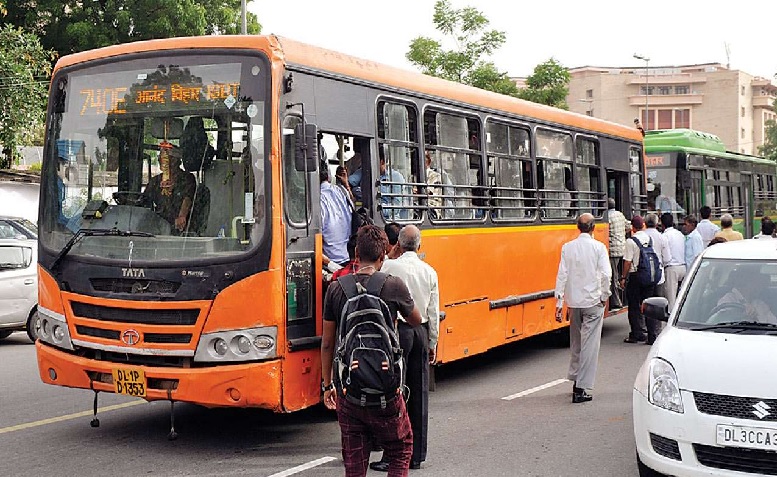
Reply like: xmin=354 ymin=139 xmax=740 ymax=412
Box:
xmin=24 ymin=279 xmax=34 ymax=285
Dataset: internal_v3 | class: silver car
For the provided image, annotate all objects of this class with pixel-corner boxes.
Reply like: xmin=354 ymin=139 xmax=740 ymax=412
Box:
xmin=0 ymin=238 xmax=38 ymax=342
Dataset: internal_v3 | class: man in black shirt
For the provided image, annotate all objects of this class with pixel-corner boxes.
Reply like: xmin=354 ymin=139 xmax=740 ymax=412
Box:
xmin=321 ymin=225 xmax=422 ymax=477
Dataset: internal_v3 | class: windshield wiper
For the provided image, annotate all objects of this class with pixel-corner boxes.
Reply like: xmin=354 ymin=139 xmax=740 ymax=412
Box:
xmin=50 ymin=228 xmax=154 ymax=271
xmin=691 ymin=321 xmax=777 ymax=331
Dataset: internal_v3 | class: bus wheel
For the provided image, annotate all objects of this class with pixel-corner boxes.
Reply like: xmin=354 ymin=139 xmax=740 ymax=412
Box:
xmin=26 ymin=309 xmax=40 ymax=342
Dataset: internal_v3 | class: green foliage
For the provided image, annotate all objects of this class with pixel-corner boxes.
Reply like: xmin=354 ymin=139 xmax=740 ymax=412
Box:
xmin=4 ymin=0 xmax=261 ymax=59
xmin=29 ymin=162 xmax=42 ymax=172
xmin=406 ymin=0 xmax=517 ymax=96
xmin=517 ymin=58 xmax=571 ymax=109
xmin=758 ymin=117 xmax=777 ymax=162
xmin=0 ymin=25 xmax=53 ymax=169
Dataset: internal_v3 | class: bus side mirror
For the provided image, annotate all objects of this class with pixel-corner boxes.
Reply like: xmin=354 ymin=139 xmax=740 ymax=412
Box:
xmin=294 ymin=123 xmax=318 ymax=172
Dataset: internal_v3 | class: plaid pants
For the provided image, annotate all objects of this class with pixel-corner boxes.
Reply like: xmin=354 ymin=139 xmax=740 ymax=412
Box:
xmin=336 ymin=395 xmax=413 ymax=477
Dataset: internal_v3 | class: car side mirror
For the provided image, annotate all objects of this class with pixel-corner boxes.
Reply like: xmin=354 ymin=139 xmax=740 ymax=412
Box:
xmin=642 ymin=296 xmax=670 ymax=322
xmin=294 ymin=123 xmax=318 ymax=172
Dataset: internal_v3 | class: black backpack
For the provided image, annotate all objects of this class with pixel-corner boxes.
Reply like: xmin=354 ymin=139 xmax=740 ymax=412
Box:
xmin=631 ymin=236 xmax=663 ymax=287
xmin=350 ymin=205 xmax=373 ymax=237
xmin=333 ymin=272 xmax=404 ymax=408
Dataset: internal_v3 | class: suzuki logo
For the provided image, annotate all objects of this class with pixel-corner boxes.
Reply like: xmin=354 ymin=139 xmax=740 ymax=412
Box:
xmin=752 ymin=401 xmax=772 ymax=419
xmin=122 ymin=268 xmax=145 ymax=278
xmin=121 ymin=329 xmax=141 ymax=346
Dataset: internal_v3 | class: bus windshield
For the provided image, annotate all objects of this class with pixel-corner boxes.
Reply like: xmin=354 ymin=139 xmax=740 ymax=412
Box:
xmin=646 ymin=154 xmax=685 ymax=215
xmin=40 ymin=52 xmax=270 ymax=263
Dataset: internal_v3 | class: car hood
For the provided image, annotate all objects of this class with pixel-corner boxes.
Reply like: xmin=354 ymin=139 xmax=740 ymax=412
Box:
xmin=653 ymin=326 xmax=777 ymax=399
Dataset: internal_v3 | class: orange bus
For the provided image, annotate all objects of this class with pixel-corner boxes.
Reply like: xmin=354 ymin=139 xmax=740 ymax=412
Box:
xmin=35 ymin=35 xmax=645 ymax=431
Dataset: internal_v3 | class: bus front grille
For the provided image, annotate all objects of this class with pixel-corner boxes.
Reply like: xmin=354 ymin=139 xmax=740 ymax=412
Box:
xmin=70 ymin=302 xmax=199 ymax=325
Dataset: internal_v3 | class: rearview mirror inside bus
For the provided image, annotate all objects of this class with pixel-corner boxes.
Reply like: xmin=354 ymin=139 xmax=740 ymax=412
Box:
xmin=294 ymin=123 xmax=319 ymax=172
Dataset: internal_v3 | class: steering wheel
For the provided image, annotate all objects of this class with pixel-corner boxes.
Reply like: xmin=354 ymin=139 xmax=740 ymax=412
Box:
xmin=112 ymin=191 xmax=149 ymax=207
xmin=706 ymin=302 xmax=747 ymax=324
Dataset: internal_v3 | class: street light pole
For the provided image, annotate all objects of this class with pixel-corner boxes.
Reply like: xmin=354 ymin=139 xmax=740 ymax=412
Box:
xmin=241 ymin=0 xmax=247 ymax=34
xmin=634 ymin=54 xmax=650 ymax=130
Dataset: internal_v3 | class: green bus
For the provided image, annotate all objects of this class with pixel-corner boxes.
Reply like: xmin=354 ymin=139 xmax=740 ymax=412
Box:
xmin=644 ymin=129 xmax=777 ymax=237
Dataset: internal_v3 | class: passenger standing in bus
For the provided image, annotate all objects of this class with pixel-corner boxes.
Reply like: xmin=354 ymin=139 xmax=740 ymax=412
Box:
xmin=696 ymin=206 xmax=720 ymax=247
xmin=321 ymin=225 xmax=421 ymax=477
xmin=607 ymin=199 xmax=627 ymax=309
xmin=554 ymin=213 xmax=611 ymax=403
xmin=320 ymin=162 xmax=353 ymax=271
xmin=372 ymin=225 xmax=440 ymax=471
xmin=379 ymin=152 xmax=406 ymax=220
xmin=384 ymin=222 xmax=402 ymax=260
xmin=660 ymin=213 xmax=686 ymax=311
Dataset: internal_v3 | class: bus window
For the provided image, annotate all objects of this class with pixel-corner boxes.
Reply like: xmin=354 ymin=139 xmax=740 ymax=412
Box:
xmin=537 ymin=129 xmax=573 ymax=219
xmin=486 ymin=120 xmax=534 ymax=221
xmin=377 ymin=101 xmax=420 ymax=222
xmin=629 ymin=147 xmax=646 ymax=216
xmin=575 ymin=137 xmax=603 ymax=217
xmin=424 ymin=110 xmax=483 ymax=221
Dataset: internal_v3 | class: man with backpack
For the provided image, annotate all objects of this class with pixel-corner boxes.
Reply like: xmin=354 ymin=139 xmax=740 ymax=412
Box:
xmin=321 ymin=225 xmax=422 ymax=477
xmin=621 ymin=215 xmax=663 ymax=345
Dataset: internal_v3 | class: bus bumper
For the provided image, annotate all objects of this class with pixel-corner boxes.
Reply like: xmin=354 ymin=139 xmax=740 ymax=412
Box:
xmin=36 ymin=342 xmax=283 ymax=410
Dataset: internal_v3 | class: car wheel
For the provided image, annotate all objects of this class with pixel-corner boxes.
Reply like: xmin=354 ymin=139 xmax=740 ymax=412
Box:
xmin=26 ymin=309 xmax=40 ymax=342
xmin=637 ymin=452 xmax=665 ymax=477
xmin=0 ymin=330 xmax=12 ymax=340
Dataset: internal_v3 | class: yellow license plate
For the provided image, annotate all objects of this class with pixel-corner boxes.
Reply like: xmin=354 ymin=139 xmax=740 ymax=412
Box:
xmin=112 ymin=367 xmax=146 ymax=397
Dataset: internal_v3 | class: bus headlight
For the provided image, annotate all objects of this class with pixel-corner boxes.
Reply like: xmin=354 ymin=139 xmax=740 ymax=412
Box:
xmin=213 ymin=338 xmax=229 ymax=356
xmin=37 ymin=306 xmax=74 ymax=351
xmin=194 ymin=326 xmax=277 ymax=362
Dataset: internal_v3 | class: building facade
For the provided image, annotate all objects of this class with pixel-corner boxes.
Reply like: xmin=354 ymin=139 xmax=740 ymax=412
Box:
xmin=565 ymin=63 xmax=777 ymax=155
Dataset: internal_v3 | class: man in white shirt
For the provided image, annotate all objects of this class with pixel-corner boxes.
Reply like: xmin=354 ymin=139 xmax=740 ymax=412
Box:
xmin=660 ymin=213 xmax=686 ymax=312
xmin=696 ymin=206 xmax=720 ymax=247
xmin=621 ymin=215 xmax=660 ymax=345
xmin=373 ymin=225 xmax=439 ymax=470
xmin=554 ymin=213 xmax=611 ymax=403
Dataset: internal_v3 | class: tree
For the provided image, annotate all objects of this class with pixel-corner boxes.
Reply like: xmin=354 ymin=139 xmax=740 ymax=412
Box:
xmin=3 ymin=0 xmax=261 ymax=59
xmin=0 ymin=25 xmax=53 ymax=168
xmin=517 ymin=58 xmax=571 ymax=109
xmin=759 ymin=121 xmax=777 ymax=162
xmin=406 ymin=0 xmax=519 ymax=97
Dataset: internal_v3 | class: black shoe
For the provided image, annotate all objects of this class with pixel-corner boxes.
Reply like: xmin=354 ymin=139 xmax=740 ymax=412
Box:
xmin=572 ymin=391 xmax=593 ymax=403
xmin=572 ymin=382 xmax=584 ymax=395
xmin=623 ymin=336 xmax=642 ymax=343
xmin=645 ymin=338 xmax=655 ymax=345
xmin=369 ymin=460 xmax=389 ymax=472
xmin=410 ymin=461 xmax=421 ymax=470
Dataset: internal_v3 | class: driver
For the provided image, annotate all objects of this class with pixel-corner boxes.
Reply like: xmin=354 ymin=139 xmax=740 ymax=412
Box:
xmin=142 ymin=145 xmax=196 ymax=233
xmin=716 ymin=269 xmax=777 ymax=324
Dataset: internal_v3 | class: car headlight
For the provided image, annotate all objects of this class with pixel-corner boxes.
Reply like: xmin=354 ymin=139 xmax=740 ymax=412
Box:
xmin=648 ymin=358 xmax=684 ymax=413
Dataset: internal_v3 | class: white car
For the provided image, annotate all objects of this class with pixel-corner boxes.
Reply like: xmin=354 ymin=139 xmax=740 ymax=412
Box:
xmin=0 ymin=238 xmax=38 ymax=342
xmin=633 ymin=239 xmax=777 ymax=476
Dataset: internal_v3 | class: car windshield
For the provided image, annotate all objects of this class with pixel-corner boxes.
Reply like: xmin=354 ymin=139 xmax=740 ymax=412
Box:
xmin=39 ymin=52 xmax=270 ymax=264
xmin=675 ymin=259 xmax=777 ymax=330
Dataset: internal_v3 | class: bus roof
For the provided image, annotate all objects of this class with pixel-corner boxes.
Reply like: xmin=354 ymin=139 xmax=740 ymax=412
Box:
xmin=53 ymin=35 xmax=642 ymax=143
xmin=644 ymin=128 xmax=772 ymax=165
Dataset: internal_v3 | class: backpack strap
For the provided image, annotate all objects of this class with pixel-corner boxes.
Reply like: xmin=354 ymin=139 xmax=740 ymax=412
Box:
xmin=365 ymin=272 xmax=390 ymax=298
xmin=337 ymin=273 xmax=359 ymax=300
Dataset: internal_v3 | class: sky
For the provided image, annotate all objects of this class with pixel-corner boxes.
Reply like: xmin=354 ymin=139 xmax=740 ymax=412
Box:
xmin=250 ymin=0 xmax=777 ymax=80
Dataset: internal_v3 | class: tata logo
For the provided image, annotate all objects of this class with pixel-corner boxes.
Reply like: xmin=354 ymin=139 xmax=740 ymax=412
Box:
xmin=122 ymin=268 xmax=145 ymax=278
xmin=753 ymin=401 xmax=772 ymax=419
xmin=121 ymin=329 xmax=141 ymax=346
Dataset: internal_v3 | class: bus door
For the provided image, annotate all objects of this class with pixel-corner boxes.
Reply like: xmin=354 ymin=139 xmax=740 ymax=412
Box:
xmin=281 ymin=114 xmax=320 ymax=410
xmin=687 ymin=170 xmax=703 ymax=215
xmin=743 ymin=173 xmax=753 ymax=238
xmin=606 ymin=170 xmax=629 ymax=216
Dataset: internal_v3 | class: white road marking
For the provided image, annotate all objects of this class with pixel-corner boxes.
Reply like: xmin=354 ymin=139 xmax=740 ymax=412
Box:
xmin=0 ymin=400 xmax=145 ymax=434
xmin=267 ymin=457 xmax=338 ymax=477
xmin=501 ymin=378 xmax=570 ymax=401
